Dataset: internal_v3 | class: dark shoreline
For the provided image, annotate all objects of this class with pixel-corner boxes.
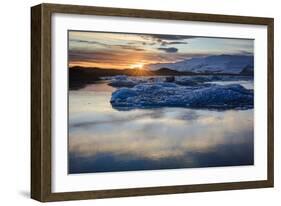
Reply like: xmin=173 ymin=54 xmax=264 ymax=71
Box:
xmin=69 ymin=66 xmax=253 ymax=90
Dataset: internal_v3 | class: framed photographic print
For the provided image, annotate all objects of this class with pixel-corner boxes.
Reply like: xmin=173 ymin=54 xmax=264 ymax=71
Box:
xmin=31 ymin=3 xmax=274 ymax=202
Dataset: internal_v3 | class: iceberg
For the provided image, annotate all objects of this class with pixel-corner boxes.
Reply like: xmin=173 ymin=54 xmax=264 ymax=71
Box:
xmin=110 ymin=82 xmax=253 ymax=110
xmin=108 ymin=75 xmax=165 ymax=88
xmin=175 ymin=75 xmax=252 ymax=84
xmin=108 ymin=75 xmax=140 ymax=88
xmin=107 ymin=75 xmax=253 ymax=89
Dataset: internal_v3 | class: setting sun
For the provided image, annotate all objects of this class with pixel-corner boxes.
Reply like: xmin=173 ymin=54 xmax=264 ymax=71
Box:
xmin=130 ymin=63 xmax=144 ymax=69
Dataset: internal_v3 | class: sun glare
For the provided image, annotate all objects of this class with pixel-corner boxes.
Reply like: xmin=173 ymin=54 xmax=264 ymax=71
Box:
xmin=130 ymin=63 xmax=144 ymax=69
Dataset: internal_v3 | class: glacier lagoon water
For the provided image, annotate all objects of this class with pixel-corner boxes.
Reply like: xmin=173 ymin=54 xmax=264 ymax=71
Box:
xmin=68 ymin=78 xmax=254 ymax=174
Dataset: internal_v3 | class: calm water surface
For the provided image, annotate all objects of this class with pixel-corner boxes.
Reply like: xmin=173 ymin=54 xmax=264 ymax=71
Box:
xmin=68 ymin=80 xmax=254 ymax=174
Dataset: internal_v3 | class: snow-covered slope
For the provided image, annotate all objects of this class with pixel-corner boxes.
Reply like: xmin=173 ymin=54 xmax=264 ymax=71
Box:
xmin=147 ymin=55 xmax=254 ymax=74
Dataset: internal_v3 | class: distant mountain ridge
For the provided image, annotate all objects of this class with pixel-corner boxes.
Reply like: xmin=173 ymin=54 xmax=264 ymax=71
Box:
xmin=147 ymin=55 xmax=254 ymax=74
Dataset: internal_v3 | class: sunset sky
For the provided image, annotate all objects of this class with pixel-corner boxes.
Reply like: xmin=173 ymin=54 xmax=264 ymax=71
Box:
xmin=68 ymin=31 xmax=254 ymax=70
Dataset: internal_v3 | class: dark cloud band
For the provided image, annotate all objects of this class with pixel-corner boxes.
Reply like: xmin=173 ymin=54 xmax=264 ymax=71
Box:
xmin=158 ymin=47 xmax=178 ymax=53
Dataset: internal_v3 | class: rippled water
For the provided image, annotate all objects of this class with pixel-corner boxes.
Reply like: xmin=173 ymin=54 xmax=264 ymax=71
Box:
xmin=68 ymin=80 xmax=254 ymax=174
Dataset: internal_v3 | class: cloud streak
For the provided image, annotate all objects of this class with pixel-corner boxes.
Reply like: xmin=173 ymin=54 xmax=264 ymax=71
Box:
xmin=157 ymin=47 xmax=178 ymax=53
xmin=70 ymin=39 xmax=147 ymax=52
xmin=148 ymin=34 xmax=195 ymax=40
xmin=68 ymin=49 xmax=213 ymax=69
xmin=139 ymin=34 xmax=191 ymax=47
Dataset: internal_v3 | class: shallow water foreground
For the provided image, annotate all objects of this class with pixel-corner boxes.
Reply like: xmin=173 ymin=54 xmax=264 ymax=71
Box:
xmin=68 ymin=81 xmax=254 ymax=174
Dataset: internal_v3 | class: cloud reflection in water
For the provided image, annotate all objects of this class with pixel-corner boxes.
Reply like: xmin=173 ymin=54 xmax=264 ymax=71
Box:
xmin=68 ymin=87 xmax=253 ymax=174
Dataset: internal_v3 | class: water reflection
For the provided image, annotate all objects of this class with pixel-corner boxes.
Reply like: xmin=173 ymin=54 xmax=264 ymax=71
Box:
xmin=68 ymin=82 xmax=254 ymax=174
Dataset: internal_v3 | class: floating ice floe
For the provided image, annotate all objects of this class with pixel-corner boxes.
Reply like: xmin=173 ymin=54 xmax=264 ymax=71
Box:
xmin=175 ymin=75 xmax=252 ymax=84
xmin=110 ymin=82 xmax=253 ymax=110
xmin=107 ymin=75 xmax=253 ymax=88
xmin=108 ymin=75 xmax=140 ymax=88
